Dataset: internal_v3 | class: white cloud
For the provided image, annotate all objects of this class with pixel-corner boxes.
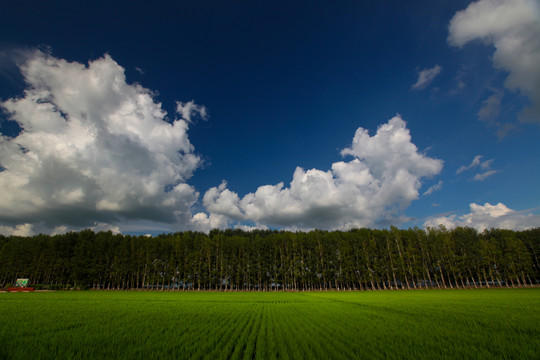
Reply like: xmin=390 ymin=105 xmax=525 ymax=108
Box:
xmin=449 ymin=0 xmax=540 ymax=125
xmin=424 ymin=215 xmax=458 ymax=230
xmin=423 ymin=180 xmax=443 ymax=196
xmin=233 ymin=224 xmax=270 ymax=232
xmin=412 ymin=65 xmax=442 ymax=90
xmin=203 ymin=116 xmax=443 ymax=230
xmin=457 ymin=155 xmax=483 ymax=174
xmin=190 ymin=212 xmax=229 ymax=233
xmin=51 ymin=225 xmax=70 ymax=236
xmin=0 ymin=51 xmax=203 ymax=231
xmin=0 ymin=223 xmax=34 ymax=237
xmin=456 ymin=155 xmax=498 ymax=181
xmin=48 ymin=222 xmax=121 ymax=235
xmin=176 ymin=100 xmax=208 ymax=123
xmin=424 ymin=202 xmax=540 ymax=231
xmin=480 ymin=159 xmax=494 ymax=170
xmin=473 ymin=169 xmax=498 ymax=181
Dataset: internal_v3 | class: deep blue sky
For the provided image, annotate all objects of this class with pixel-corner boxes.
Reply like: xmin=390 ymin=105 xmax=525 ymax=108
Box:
xmin=1 ymin=0 xmax=539 ymax=234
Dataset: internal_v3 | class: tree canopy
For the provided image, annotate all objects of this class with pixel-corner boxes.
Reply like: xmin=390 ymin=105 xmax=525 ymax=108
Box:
xmin=1 ymin=227 xmax=538 ymax=291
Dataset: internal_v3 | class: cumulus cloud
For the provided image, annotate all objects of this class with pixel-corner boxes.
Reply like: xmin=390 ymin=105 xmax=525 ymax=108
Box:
xmin=234 ymin=224 xmax=270 ymax=232
xmin=449 ymin=0 xmax=540 ymax=126
xmin=49 ymin=222 xmax=122 ymax=236
xmin=0 ymin=51 xmax=203 ymax=231
xmin=424 ymin=214 xmax=458 ymax=230
xmin=424 ymin=202 xmax=540 ymax=231
xmin=0 ymin=223 xmax=34 ymax=237
xmin=412 ymin=65 xmax=442 ymax=90
xmin=190 ymin=212 xmax=229 ymax=232
xmin=203 ymin=116 xmax=443 ymax=230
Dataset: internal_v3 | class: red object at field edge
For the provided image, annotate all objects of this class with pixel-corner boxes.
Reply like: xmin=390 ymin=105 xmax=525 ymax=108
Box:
xmin=7 ymin=287 xmax=35 ymax=292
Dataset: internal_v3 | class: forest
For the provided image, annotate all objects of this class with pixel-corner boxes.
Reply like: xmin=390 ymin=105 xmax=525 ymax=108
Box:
xmin=1 ymin=227 xmax=538 ymax=291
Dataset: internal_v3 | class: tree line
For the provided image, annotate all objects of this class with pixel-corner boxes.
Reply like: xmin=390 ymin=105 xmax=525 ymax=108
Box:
xmin=1 ymin=227 xmax=538 ymax=291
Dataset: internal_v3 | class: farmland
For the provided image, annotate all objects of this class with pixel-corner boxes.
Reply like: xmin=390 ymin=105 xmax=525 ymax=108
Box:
xmin=1 ymin=289 xmax=539 ymax=359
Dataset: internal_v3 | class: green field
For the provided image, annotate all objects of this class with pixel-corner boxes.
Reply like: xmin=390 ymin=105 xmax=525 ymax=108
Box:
xmin=0 ymin=289 xmax=539 ymax=359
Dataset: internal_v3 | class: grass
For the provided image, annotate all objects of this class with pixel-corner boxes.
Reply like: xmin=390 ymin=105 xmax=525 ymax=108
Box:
xmin=0 ymin=288 xmax=539 ymax=359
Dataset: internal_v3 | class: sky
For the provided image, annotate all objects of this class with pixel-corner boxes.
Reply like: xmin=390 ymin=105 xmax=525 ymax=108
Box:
xmin=1 ymin=0 xmax=539 ymax=236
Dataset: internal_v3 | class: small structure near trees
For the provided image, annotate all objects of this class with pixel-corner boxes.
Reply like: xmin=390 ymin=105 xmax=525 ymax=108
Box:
xmin=7 ymin=279 xmax=34 ymax=292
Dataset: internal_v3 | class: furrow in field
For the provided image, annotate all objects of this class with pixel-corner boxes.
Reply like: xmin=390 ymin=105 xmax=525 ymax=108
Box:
xmin=189 ymin=303 xmax=247 ymax=359
xmin=240 ymin=302 xmax=264 ymax=360
xmin=229 ymin=303 xmax=264 ymax=360
xmin=279 ymin=304 xmax=322 ymax=359
xmin=201 ymin=301 xmax=259 ymax=360
xmin=291 ymin=301 xmax=357 ymax=359
xmin=253 ymin=304 xmax=268 ymax=360
xmin=294 ymin=293 xmax=392 ymax=358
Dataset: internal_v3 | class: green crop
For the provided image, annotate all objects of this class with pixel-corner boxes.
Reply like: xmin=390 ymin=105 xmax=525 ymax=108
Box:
xmin=0 ymin=289 xmax=538 ymax=359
